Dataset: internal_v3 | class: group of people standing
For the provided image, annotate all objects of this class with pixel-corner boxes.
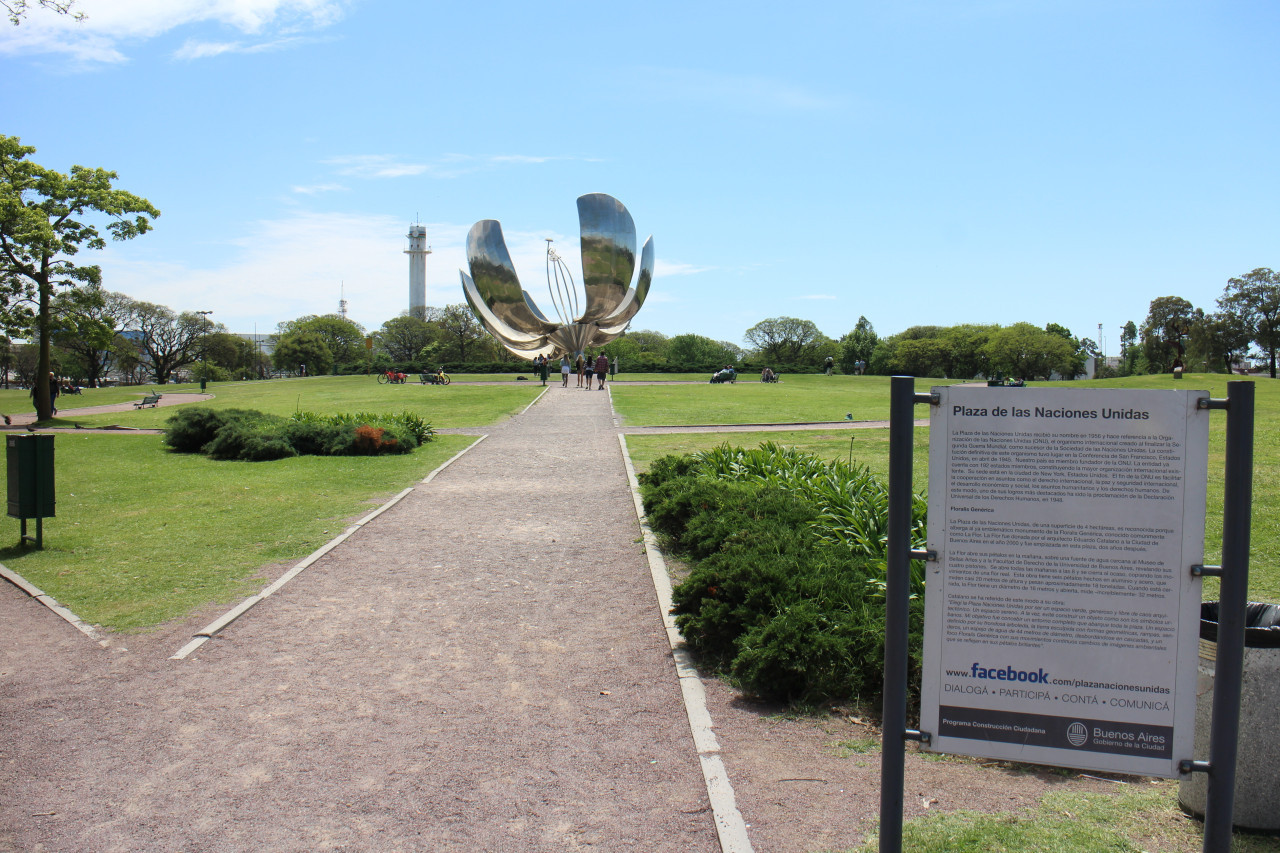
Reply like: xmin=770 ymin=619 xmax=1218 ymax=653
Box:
xmin=549 ymin=352 xmax=612 ymax=389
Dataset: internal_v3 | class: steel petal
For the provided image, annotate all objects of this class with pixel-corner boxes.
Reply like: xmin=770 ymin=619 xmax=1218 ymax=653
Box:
xmin=466 ymin=220 xmax=557 ymax=336
xmin=461 ymin=271 xmax=543 ymax=345
xmin=576 ymin=193 xmax=635 ymax=323
xmin=598 ymin=235 xmax=654 ymax=332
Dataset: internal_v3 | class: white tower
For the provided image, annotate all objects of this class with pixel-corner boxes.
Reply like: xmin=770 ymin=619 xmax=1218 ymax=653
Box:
xmin=405 ymin=225 xmax=431 ymax=316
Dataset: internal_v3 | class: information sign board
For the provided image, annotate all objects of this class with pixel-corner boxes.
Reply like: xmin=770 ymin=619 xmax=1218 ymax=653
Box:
xmin=920 ymin=387 xmax=1208 ymax=777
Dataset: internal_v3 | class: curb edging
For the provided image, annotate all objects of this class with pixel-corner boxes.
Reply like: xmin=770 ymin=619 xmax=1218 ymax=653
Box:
xmin=618 ymin=434 xmax=754 ymax=853
xmin=0 ymin=564 xmax=108 ymax=647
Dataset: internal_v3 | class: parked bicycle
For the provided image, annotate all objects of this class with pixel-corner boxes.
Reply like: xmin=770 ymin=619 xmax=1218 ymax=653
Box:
xmin=377 ymin=370 xmax=408 ymax=384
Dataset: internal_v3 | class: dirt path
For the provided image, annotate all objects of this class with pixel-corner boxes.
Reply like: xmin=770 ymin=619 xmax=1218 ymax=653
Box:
xmin=0 ymin=385 xmax=718 ymax=852
xmin=0 ymin=393 xmax=210 ymax=433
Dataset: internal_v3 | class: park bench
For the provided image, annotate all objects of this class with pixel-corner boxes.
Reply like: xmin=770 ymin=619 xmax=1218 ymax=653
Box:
xmin=133 ymin=393 xmax=162 ymax=409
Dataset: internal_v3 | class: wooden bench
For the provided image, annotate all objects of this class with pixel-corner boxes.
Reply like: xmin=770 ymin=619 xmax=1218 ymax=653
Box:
xmin=133 ymin=393 xmax=162 ymax=409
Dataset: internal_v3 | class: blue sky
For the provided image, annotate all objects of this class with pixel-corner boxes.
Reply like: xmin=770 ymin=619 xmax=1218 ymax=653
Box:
xmin=3 ymin=0 xmax=1277 ymax=357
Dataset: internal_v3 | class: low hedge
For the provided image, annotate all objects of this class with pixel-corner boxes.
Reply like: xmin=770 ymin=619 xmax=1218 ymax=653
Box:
xmin=165 ymin=407 xmax=433 ymax=461
xmin=639 ymin=443 xmax=926 ymax=708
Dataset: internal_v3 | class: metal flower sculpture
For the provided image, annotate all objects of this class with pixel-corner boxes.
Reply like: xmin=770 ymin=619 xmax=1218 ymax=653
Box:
xmin=460 ymin=193 xmax=654 ymax=359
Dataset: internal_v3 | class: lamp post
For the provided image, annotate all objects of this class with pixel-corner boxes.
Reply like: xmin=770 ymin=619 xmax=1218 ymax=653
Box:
xmin=196 ymin=310 xmax=212 ymax=392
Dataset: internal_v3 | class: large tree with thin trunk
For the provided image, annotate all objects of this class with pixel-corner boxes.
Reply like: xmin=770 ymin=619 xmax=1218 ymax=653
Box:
xmin=743 ymin=316 xmax=825 ymax=366
xmin=1219 ymin=268 xmax=1280 ymax=378
xmin=121 ymin=300 xmax=215 ymax=385
xmin=0 ymin=136 xmax=158 ymax=417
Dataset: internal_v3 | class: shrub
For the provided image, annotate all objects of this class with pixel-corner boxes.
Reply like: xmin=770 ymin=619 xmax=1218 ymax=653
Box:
xmin=641 ymin=443 xmax=928 ymax=708
xmin=164 ymin=407 xmax=235 ymax=453
xmin=281 ymin=420 xmax=344 ymax=456
xmin=239 ymin=434 xmax=298 ymax=462
xmin=167 ymin=407 xmax=423 ymax=461
xmin=324 ymin=423 xmax=416 ymax=456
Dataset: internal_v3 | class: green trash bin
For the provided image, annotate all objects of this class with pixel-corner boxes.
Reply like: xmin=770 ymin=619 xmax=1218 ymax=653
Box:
xmin=7 ymin=434 xmax=55 ymax=548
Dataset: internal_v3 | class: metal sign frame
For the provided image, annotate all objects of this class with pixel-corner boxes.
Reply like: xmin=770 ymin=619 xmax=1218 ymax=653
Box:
xmin=879 ymin=377 xmax=1253 ymax=853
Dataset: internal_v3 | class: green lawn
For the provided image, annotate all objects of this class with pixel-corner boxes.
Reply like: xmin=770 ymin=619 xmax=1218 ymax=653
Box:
xmin=9 ymin=375 xmax=542 ymax=429
xmin=623 ymin=373 xmax=1280 ymax=603
xmin=0 ymin=375 xmax=542 ymax=631
xmin=854 ymin=783 xmax=1278 ymax=853
xmin=611 ymin=375 xmax=968 ymax=426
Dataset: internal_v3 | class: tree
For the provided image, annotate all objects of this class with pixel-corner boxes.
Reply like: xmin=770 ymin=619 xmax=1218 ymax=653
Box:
xmin=431 ymin=304 xmax=487 ymax=362
xmin=1119 ymin=321 xmax=1139 ymax=375
xmin=49 ymin=284 xmax=129 ymax=387
xmin=838 ymin=316 xmax=878 ymax=374
xmin=983 ymin=323 xmax=1077 ymax=380
xmin=890 ymin=337 xmax=950 ymax=377
xmin=276 ymin=314 xmax=365 ymax=366
xmin=0 ymin=136 xmax=158 ymax=418
xmin=623 ymin=329 xmax=669 ymax=354
xmin=4 ymin=0 xmax=82 ymax=25
xmin=666 ymin=334 xmax=740 ymax=368
xmin=1219 ymin=268 xmax=1280 ymax=378
xmin=1141 ymin=296 xmax=1198 ymax=374
xmin=743 ymin=316 xmax=825 ymax=365
xmin=942 ymin=324 xmax=996 ymax=379
xmin=1193 ymin=311 xmax=1251 ymax=374
xmin=121 ymin=300 xmax=215 ymax=384
xmin=378 ymin=314 xmax=434 ymax=363
xmin=273 ymin=330 xmax=332 ymax=375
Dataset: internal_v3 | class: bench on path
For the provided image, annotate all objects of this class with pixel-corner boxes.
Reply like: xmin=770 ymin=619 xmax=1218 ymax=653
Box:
xmin=133 ymin=393 xmax=162 ymax=409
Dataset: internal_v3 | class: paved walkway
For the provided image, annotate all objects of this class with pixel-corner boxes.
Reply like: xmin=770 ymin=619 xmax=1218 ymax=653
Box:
xmin=0 ymin=386 xmax=721 ymax=852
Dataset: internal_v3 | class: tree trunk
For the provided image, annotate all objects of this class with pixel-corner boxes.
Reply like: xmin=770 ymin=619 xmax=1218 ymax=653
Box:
xmin=34 ymin=261 xmax=52 ymax=421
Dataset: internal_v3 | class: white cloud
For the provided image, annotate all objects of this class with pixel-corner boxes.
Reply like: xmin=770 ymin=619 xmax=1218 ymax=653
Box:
xmin=655 ymin=260 xmax=713 ymax=277
xmin=0 ymin=0 xmax=347 ymax=63
xmin=95 ymin=209 xmax=663 ymax=337
xmin=98 ymin=211 xmax=470 ymax=334
xmin=172 ymin=33 xmax=320 ymax=59
xmin=323 ymin=155 xmax=433 ymax=179
xmin=322 ymin=153 xmax=595 ymax=181
xmin=290 ymin=183 xmax=348 ymax=195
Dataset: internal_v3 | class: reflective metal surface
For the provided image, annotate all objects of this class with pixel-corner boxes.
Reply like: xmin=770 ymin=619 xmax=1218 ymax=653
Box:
xmin=466 ymin=221 xmax=558 ymax=337
xmin=459 ymin=194 xmax=654 ymax=360
xmin=597 ymin=235 xmax=654 ymax=334
xmin=576 ymin=193 xmax=635 ymax=324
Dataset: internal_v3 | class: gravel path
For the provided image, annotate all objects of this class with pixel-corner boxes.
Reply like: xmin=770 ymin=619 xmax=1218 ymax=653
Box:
xmin=0 ymin=385 xmax=719 ymax=852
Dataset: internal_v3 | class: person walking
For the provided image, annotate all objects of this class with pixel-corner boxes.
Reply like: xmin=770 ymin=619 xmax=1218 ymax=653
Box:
xmin=594 ymin=352 xmax=609 ymax=389
xmin=533 ymin=354 xmax=547 ymax=385
xmin=31 ymin=372 xmax=59 ymax=417
xmin=576 ymin=353 xmax=587 ymax=389
xmin=560 ymin=353 xmax=571 ymax=387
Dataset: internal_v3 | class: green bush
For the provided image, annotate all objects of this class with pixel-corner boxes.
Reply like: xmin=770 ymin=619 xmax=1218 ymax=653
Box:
xmin=641 ymin=443 xmax=928 ymax=707
xmin=281 ymin=420 xmax=345 ymax=456
xmin=164 ymin=407 xmax=236 ymax=453
xmin=167 ymin=407 xmax=428 ymax=461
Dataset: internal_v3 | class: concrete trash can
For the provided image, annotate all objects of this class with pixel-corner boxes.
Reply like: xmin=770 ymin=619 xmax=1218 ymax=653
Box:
xmin=1179 ymin=601 xmax=1280 ymax=830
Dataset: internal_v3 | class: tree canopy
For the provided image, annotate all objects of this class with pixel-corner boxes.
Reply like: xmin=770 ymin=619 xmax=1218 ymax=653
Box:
xmin=1219 ymin=268 xmax=1280 ymax=378
xmin=743 ymin=316 xmax=828 ymax=366
xmin=0 ymin=135 xmax=158 ymax=417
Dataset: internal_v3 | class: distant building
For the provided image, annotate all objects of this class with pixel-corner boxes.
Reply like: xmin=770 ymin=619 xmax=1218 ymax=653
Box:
xmin=405 ymin=225 xmax=431 ymax=316
xmin=237 ymin=333 xmax=275 ymax=356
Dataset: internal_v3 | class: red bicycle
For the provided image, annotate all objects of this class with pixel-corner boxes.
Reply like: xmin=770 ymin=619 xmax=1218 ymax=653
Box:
xmin=376 ymin=370 xmax=408 ymax=384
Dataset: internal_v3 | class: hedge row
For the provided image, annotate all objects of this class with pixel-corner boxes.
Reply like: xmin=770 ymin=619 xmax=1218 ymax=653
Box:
xmin=639 ymin=443 xmax=927 ymax=708
xmin=165 ymin=407 xmax=433 ymax=461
